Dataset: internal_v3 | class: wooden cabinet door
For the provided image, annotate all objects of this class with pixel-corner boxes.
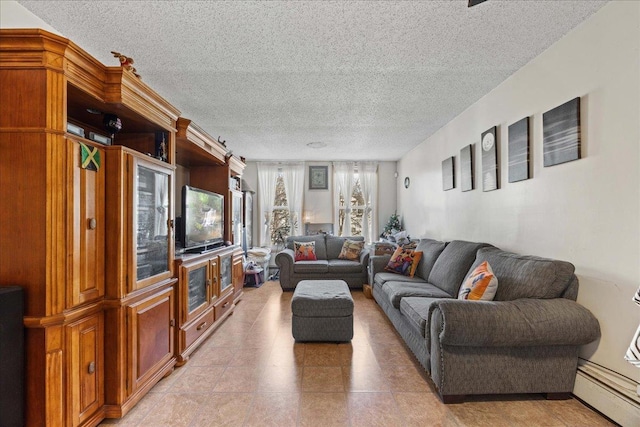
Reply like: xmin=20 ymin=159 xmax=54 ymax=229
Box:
xmin=232 ymin=251 xmax=244 ymax=298
xmin=180 ymin=259 xmax=211 ymax=324
xmin=67 ymin=312 xmax=104 ymax=427
xmin=127 ymin=286 xmax=175 ymax=394
xmin=68 ymin=139 xmax=105 ymax=307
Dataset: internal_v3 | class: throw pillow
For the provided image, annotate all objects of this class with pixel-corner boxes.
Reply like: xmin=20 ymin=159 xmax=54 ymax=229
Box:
xmin=384 ymin=247 xmax=423 ymax=277
xmin=294 ymin=241 xmax=317 ymax=261
xmin=458 ymin=261 xmax=498 ymax=301
xmin=338 ymin=239 xmax=365 ymax=261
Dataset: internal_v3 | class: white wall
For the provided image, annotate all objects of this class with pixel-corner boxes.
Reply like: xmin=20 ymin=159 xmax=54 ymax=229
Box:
xmin=243 ymin=160 xmax=397 ymax=246
xmin=0 ymin=1 xmax=61 ymax=33
xmin=398 ymin=0 xmax=639 ymax=399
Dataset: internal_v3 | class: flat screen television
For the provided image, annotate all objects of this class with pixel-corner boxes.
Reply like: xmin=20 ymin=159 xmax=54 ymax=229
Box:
xmin=181 ymin=185 xmax=224 ymax=252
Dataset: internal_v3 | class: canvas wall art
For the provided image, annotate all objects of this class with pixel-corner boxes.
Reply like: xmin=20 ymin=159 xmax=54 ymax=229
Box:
xmin=481 ymin=126 xmax=499 ymax=191
xmin=508 ymin=117 xmax=530 ymax=182
xmin=543 ymin=97 xmax=581 ymax=167
xmin=442 ymin=156 xmax=455 ymax=191
xmin=460 ymin=144 xmax=474 ymax=192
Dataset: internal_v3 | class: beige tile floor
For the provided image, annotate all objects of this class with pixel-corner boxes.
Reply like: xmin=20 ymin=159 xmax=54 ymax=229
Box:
xmin=100 ymin=280 xmax=615 ymax=427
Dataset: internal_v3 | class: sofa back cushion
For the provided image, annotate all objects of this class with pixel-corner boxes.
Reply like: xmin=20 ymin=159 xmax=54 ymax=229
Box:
xmin=427 ymin=240 xmax=492 ymax=296
xmin=286 ymin=235 xmax=327 ymax=260
xmin=470 ymin=247 xmax=576 ymax=300
xmin=326 ymin=235 xmax=364 ymax=260
xmin=413 ymin=239 xmax=447 ymax=280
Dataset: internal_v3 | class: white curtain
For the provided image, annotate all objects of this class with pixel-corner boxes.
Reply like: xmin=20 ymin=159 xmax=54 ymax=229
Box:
xmin=257 ymin=162 xmax=279 ymax=247
xmin=333 ymin=162 xmax=355 ymax=236
xmin=281 ymin=162 xmax=305 ymax=236
xmin=358 ymin=161 xmax=378 ymax=243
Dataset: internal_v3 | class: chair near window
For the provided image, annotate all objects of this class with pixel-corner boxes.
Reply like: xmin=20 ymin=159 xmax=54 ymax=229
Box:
xmin=304 ymin=223 xmax=334 ymax=236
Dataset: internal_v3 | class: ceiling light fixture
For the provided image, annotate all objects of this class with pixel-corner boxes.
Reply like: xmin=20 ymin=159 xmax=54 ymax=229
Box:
xmin=306 ymin=142 xmax=327 ymax=149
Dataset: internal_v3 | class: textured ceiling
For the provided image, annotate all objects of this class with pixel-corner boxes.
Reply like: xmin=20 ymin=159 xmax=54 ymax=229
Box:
xmin=17 ymin=0 xmax=607 ymax=161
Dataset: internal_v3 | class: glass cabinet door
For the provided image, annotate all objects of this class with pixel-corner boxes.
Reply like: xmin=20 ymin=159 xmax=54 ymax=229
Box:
xmin=133 ymin=158 xmax=173 ymax=290
xmin=231 ymin=190 xmax=243 ymax=247
xmin=181 ymin=259 xmax=210 ymax=322
xmin=219 ymin=254 xmax=232 ymax=294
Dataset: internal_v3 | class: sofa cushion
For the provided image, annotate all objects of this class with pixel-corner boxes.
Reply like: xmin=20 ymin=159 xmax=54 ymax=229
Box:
xmin=471 ymin=247 xmax=576 ymax=300
xmin=373 ymin=272 xmax=428 ymax=287
xmin=400 ymin=297 xmax=443 ymax=339
xmin=428 ymin=240 xmax=492 ymax=297
xmin=327 ymin=259 xmax=364 ymax=274
xmin=294 ymin=241 xmax=318 ymax=261
xmin=293 ymin=260 xmax=329 ymax=274
xmin=326 ymin=235 xmax=364 ymax=259
xmin=458 ymin=261 xmax=498 ymax=301
xmin=384 ymin=247 xmax=423 ymax=277
xmin=413 ymin=239 xmax=448 ymax=281
xmin=286 ymin=235 xmax=327 ymax=260
xmin=338 ymin=239 xmax=365 ymax=260
xmin=381 ymin=281 xmax=452 ymax=309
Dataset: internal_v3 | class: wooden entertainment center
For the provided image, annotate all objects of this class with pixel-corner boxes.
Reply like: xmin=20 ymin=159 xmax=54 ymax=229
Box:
xmin=0 ymin=29 xmax=246 ymax=426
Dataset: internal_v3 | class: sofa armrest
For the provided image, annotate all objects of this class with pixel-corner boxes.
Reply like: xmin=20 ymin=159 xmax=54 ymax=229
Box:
xmin=359 ymin=248 xmax=371 ymax=268
xmin=275 ymin=249 xmax=295 ymax=287
xmin=368 ymin=254 xmax=391 ymax=285
xmin=430 ymin=298 xmax=600 ymax=347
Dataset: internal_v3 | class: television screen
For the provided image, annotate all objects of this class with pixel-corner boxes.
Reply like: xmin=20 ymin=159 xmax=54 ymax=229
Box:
xmin=182 ymin=185 xmax=224 ymax=250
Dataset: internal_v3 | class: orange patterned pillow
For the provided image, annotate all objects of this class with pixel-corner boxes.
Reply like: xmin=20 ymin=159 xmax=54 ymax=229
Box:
xmin=458 ymin=261 xmax=498 ymax=301
xmin=384 ymin=247 xmax=423 ymax=277
xmin=294 ymin=241 xmax=317 ymax=261
xmin=338 ymin=240 xmax=365 ymax=261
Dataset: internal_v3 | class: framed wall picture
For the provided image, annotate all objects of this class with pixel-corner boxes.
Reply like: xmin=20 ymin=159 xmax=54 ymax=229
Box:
xmin=481 ymin=126 xmax=499 ymax=191
xmin=508 ymin=117 xmax=530 ymax=182
xmin=543 ymin=97 xmax=581 ymax=167
xmin=308 ymin=165 xmax=328 ymax=190
xmin=460 ymin=144 xmax=474 ymax=192
xmin=442 ymin=156 xmax=455 ymax=191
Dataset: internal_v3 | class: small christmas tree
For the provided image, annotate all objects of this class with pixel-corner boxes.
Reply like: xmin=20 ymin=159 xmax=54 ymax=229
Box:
xmin=381 ymin=213 xmax=403 ymax=239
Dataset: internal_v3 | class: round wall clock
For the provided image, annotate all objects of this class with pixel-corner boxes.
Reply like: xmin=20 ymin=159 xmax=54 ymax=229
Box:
xmin=482 ymin=132 xmax=495 ymax=151
xmin=404 ymin=177 xmax=410 ymax=188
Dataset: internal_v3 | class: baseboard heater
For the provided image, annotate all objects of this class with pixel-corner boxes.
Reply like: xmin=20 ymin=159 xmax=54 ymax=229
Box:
xmin=573 ymin=359 xmax=640 ymax=426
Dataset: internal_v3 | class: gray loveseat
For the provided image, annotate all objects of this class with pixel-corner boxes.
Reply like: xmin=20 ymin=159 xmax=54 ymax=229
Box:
xmin=276 ymin=235 xmax=369 ymax=290
xmin=369 ymin=238 xmax=601 ymax=403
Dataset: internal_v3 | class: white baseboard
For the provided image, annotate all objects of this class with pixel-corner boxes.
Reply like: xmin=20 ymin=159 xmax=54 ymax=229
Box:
xmin=573 ymin=360 xmax=640 ymax=426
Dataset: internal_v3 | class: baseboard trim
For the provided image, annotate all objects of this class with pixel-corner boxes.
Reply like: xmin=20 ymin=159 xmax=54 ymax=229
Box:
xmin=573 ymin=360 xmax=640 ymax=426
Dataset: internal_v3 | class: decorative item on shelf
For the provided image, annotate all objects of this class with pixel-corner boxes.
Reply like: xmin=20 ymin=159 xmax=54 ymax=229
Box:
xmin=111 ymin=50 xmax=140 ymax=78
xmin=225 ymin=150 xmax=233 ymax=161
xmin=103 ymin=113 xmax=122 ymax=140
xmin=217 ymin=136 xmax=226 ymax=147
xmin=404 ymin=177 xmax=410 ymax=188
xmin=155 ymin=131 xmax=168 ymax=162
xmin=66 ymin=122 xmax=85 ymax=138
xmin=88 ymin=132 xmax=112 ymax=146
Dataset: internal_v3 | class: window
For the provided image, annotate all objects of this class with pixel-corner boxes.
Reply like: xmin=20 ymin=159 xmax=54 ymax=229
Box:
xmin=338 ymin=174 xmax=370 ymax=236
xmin=270 ymin=173 xmax=290 ymax=247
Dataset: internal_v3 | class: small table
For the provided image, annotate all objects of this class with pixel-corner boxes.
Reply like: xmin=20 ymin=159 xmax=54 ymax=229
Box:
xmin=244 ymin=267 xmax=264 ymax=287
xmin=291 ymin=280 xmax=354 ymax=342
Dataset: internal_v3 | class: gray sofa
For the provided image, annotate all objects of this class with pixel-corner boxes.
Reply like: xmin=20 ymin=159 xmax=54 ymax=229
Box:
xmin=276 ymin=235 xmax=369 ymax=290
xmin=369 ymin=238 xmax=601 ymax=403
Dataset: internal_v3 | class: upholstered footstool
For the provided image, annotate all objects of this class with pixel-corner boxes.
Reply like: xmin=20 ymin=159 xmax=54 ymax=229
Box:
xmin=291 ymin=280 xmax=354 ymax=342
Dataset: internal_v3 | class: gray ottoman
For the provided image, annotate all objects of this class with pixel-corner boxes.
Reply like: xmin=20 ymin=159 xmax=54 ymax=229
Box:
xmin=291 ymin=280 xmax=354 ymax=342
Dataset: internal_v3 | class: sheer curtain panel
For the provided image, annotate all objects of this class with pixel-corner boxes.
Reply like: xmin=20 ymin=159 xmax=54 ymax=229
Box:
xmin=333 ymin=162 xmax=355 ymax=236
xmin=257 ymin=162 xmax=279 ymax=247
xmin=358 ymin=161 xmax=378 ymax=243
xmin=281 ymin=162 xmax=305 ymax=236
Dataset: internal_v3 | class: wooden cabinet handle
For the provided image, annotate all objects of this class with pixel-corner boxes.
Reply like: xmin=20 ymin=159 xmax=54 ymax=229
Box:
xmin=196 ymin=321 xmax=207 ymax=331
xmin=223 ymin=302 xmax=230 ymax=308
xmin=88 ymin=361 xmax=95 ymax=374
xmin=88 ymin=218 xmax=97 ymax=230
